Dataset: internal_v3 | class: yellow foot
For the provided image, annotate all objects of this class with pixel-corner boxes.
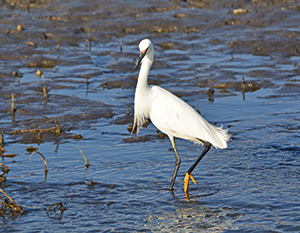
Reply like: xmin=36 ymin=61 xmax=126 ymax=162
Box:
xmin=184 ymin=192 xmax=190 ymax=202
xmin=184 ymin=173 xmax=199 ymax=193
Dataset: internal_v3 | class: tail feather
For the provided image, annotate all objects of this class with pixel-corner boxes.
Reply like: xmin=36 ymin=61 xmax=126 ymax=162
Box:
xmin=210 ymin=125 xmax=230 ymax=149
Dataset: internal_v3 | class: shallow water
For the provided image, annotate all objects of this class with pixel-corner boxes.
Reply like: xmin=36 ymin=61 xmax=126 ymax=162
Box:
xmin=1 ymin=0 xmax=300 ymax=232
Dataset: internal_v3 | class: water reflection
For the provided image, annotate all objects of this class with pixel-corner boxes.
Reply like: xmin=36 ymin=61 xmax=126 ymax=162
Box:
xmin=145 ymin=200 xmax=241 ymax=232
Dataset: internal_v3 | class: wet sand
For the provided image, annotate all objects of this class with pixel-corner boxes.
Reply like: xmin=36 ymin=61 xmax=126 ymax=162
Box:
xmin=1 ymin=0 xmax=300 ymax=232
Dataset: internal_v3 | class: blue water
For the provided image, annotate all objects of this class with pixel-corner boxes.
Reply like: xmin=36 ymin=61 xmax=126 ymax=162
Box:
xmin=1 ymin=0 xmax=300 ymax=232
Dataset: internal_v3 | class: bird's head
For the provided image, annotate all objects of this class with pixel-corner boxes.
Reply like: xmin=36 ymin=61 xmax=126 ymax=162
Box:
xmin=134 ymin=39 xmax=154 ymax=69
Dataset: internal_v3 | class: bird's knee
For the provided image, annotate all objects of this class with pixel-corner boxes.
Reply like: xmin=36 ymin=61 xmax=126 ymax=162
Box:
xmin=175 ymin=160 xmax=181 ymax=166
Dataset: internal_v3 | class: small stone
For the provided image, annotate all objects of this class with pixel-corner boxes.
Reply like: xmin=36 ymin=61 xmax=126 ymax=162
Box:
xmin=27 ymin=41 xmax=35 ymax=46
xmin=36 ymin=70 xmax=42 ymax=77
xmin=174 ymin=13 xmax=186 ymax=19
xmin=17 ymin=25 xmax=23 ymax=31
xmin=26 ymin=146 xmax=38 ymax=153
xmin=73 ymin=134 xmax=83 ymax=139
xmin=87 ymin=179 xmax=94 ymax=186
xmin=233 ymin=8 xmax=247 ymax=15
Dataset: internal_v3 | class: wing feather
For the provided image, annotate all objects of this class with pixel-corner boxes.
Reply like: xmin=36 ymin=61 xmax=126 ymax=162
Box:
xmin=149 ymin=86 xmax=229 ymax=148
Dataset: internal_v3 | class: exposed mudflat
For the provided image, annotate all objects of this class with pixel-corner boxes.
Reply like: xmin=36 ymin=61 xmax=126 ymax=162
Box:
xmin=0 ymin=0 xmax=300 ymax=232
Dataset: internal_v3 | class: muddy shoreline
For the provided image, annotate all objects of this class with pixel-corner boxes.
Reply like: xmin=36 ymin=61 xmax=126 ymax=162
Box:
xmin=1 ymin=0 xmax=300 ymax=232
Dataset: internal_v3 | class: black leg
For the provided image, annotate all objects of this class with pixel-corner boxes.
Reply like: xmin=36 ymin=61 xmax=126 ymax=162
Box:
xmin=187 ymin=142 xmax=211 ymax=175
xmin=169 ymin=136 xmax=181 ymax=191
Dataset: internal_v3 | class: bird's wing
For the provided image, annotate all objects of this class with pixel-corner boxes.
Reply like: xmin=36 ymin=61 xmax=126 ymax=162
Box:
xmin=149 ymin=86 xmax=228 ymax=148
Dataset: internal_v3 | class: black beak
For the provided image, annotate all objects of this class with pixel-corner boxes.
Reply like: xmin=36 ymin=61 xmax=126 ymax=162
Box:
xmin=133 ymin=51 xmax=146 ymax=70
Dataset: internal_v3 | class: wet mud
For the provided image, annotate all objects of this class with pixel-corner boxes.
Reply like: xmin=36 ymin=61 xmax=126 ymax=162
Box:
xmin=1 ymin=0 xmax=300 ymax=232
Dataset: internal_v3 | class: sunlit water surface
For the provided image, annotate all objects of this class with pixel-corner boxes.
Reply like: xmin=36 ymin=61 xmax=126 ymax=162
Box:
xmin=0 ymin=0 xmax=300 ymax=232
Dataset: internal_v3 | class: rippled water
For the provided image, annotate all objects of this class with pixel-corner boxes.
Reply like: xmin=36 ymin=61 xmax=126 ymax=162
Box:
xmin=1 ymin=0 xmax=300 ymax=232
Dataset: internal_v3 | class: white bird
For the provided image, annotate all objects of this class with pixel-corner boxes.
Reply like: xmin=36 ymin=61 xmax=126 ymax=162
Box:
xmin=133 ymin=39 xmax=230 ymax=194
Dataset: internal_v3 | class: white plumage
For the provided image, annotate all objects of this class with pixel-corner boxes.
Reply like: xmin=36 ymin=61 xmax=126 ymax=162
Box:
xmin=133 ymin=39 xmax=229 ymax=193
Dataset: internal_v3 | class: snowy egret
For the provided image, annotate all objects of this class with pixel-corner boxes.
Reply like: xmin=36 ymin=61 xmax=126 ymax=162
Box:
xmin=133 ymin=39 xmax=230 ymax=193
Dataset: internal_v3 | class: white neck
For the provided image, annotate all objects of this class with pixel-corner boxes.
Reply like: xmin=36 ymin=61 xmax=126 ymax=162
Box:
xmin=137 ymin=57 xmax=152 ymax=89
xmin=133 ymin=49 xmax=154 ymax=133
